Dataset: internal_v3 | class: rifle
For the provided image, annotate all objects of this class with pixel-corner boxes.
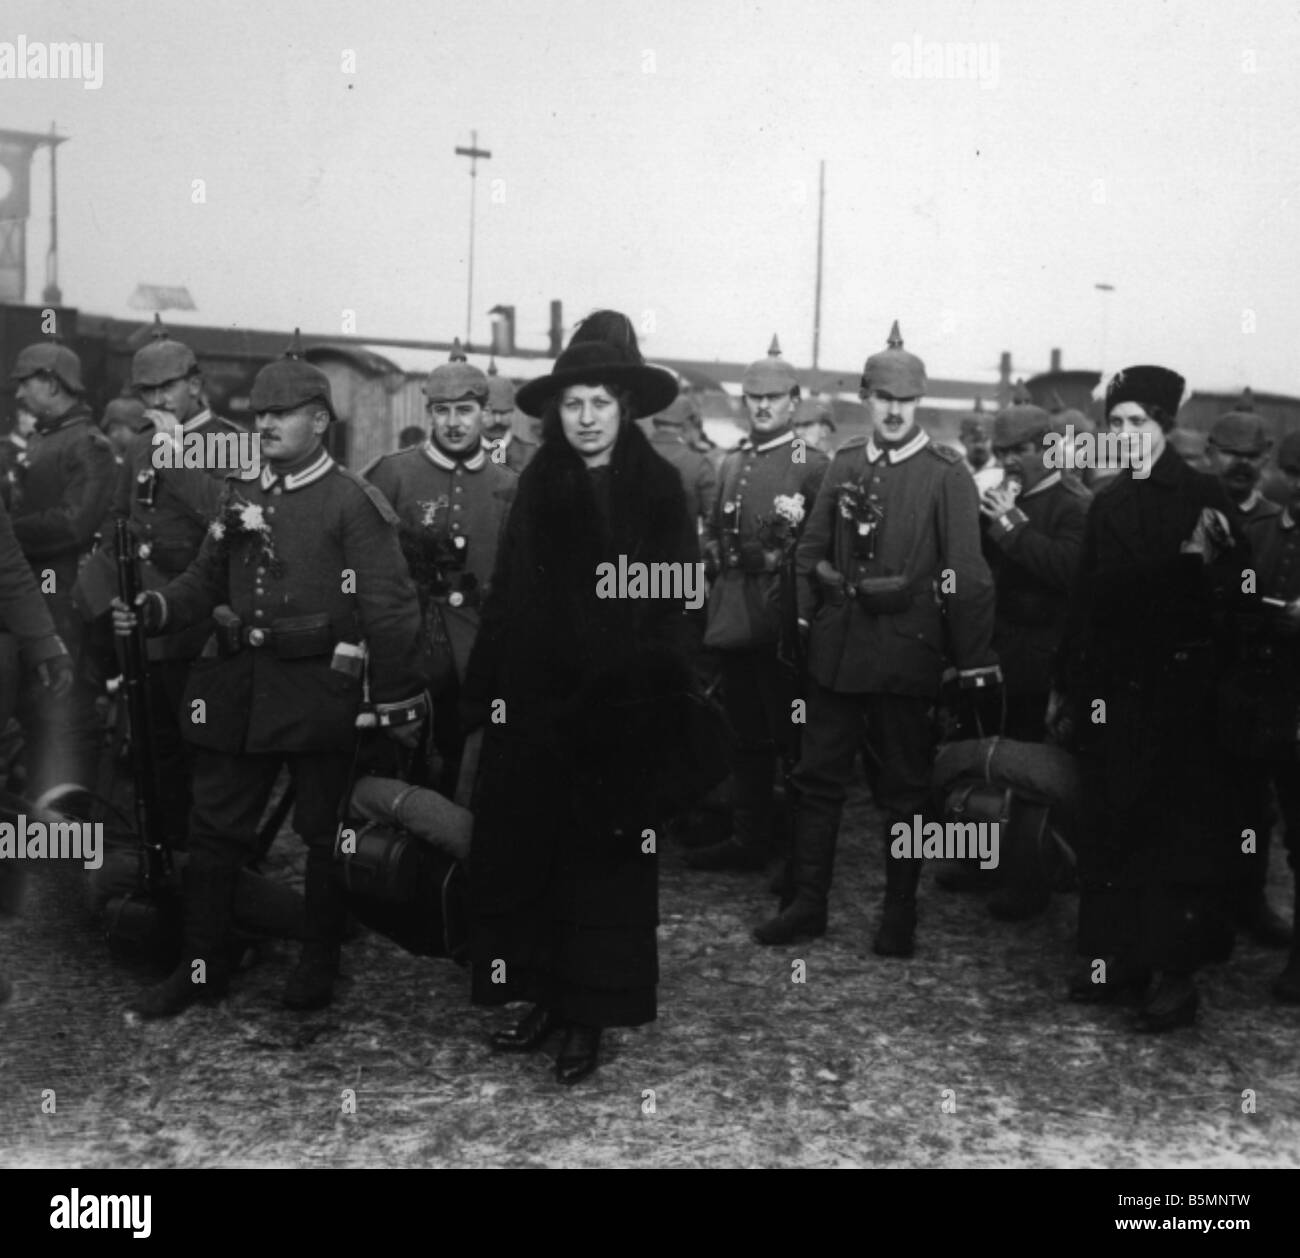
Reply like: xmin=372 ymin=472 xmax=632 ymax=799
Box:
xmin=114 ymin=518 xmax=171 ymax=890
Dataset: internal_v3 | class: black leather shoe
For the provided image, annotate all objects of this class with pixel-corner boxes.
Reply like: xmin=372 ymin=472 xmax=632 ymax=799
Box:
xmin=1271 ymin=947 xmax=1300 ymax=1003
xmin=1134 ymin=971 xmax=1198 ymax=1032
xmin=753 ymin=897 xmax=827 ymax=945
xmin=1236 ymin=896 xmax=1294 ymax=949
xmin=131 ymin=958 xmax=230 ymax=1019
xmin=282 ymin=943 xmax=340 ymax=1011
xmin=555 ymin=1025 xmax=601 ymax=1085
xmin=1066 ymin=956 xmax=1150 ymax=1005
xmin=872 ymin=898 xmax=917 ymax=958
xmin=491 ymin=1004 xmax=561 ymax=1053
xmin=684 ymin=837 xmax=769 ymax=872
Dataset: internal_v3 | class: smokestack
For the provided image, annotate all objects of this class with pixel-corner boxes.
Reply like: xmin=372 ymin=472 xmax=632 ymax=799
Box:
xmin=998 ymin=351 xmax=1012 ymax=407
xmin=1050 ymin=347 xmax=1062 ymax=373
xmin=548 ymin=301 xmax=563 ymax=356
xmin=488 ymin=305 xmax=516 ymax=356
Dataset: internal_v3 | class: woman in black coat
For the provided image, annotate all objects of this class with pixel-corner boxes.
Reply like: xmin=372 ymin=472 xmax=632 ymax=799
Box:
xmin=1054 ymin=365 xmax=1249 ymax=1031
xmin=460 ymin=335 xmax=698 ymax=1084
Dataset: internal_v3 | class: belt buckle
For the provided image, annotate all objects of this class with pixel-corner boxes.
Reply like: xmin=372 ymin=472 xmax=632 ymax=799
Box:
xmin=248 ymin=627 xmax=267 ymax=647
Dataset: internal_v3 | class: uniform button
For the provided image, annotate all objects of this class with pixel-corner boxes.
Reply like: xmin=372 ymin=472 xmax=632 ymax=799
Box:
xmin=266 ymin=506 xmax=275 ymax=515
xmin=453 ymin=504 xmax=461 ymax=512
xmin=256 ymin=567 xmax=266 ymax=576
xmin=255 ymin=610 xmax=265 ymax=619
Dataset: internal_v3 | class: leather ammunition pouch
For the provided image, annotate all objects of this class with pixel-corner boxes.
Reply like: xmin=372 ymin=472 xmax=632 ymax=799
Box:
xmin=854 ymin=574 xmax=913 ymax=614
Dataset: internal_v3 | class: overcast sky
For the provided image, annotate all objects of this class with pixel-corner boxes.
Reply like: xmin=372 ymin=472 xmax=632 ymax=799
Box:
xmin=5 ymin=0 xmax=1299 ymax=393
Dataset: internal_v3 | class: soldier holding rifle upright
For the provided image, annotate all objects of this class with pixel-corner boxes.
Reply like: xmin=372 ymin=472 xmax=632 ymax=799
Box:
xmin=116 ymin=338 xmax=428 ymax=1017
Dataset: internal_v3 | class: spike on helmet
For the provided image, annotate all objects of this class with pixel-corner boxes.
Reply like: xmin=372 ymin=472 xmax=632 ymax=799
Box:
xmin=1209 ymin=385 xmax=1270 ymax=456
xmin=861 ymin=321 xmax=926 ymax=397
xmin=742 ymin=333 xmax=799 ymax=395
xmin=131 ymin=313 xmax=199 ymax=389
xmin=422 ymin=338 xmax=489 ymax=403
xmin=249 ymin=327 xmax=335 ymax=419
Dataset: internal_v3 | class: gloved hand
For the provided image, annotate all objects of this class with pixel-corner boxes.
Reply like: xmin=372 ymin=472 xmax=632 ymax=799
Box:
xmin=1044 ymin=688 xmax=1075 ymax=746
xmin=111 ymin=592 xmax=165 ymax=635
xmin=36 ymin=652 xmax=75 ymax=697
xmin=1180 ymin=507 xmax=1232 ymax=565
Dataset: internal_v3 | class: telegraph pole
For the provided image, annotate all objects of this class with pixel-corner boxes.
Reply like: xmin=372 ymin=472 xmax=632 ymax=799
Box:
xmin=812 ymin=160 xmax=825 ymax=370
xmin=42 ymin=121 xmax=67 ymax=305
xmin=454 ymin=131 xmax=492 ymax=350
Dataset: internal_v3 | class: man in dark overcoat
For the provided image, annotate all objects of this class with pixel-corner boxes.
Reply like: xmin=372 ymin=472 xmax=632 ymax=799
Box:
xmin=1055 ymin=364 xmax=1250 ymax=1031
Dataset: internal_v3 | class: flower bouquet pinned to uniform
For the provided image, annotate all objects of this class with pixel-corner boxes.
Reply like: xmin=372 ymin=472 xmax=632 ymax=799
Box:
xmin=399 ymin=496 xmax=471 ymax=602
xmin=207 ymin=491 xmax=284 ymax=576
xmin=744 ymin=492 xmax=806 ymax=573
xmin=836 ymin=481 xmax=885 ymax=560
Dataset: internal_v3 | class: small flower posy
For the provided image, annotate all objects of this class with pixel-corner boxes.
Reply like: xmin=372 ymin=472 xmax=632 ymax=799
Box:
xmin=209 ymin=491 xmax=284 ymax=576
xmin=836 ymin=481 xmax=885 ymax=558
xmin=773 ymin=493 xmax=806 ymax=527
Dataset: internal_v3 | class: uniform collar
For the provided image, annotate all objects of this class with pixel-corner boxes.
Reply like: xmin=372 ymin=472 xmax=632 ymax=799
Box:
xmin=181 ymin=408 xmax=213 ymax=435
xmin=1021 ymin=469 xmax=1062 ymax=499
xmin=866 ymin=429 xmax=928 ymax=464
xmin=34 ymin=401 xmax=91 ymax=436
xmin=262 ymin=447 xmax=333 ymax=491
xmin=8 ymin=433 xmax=27 ymax=451
xmin=1235 ymin=488 xmax=1264 ymax=514
xmin=1283 ymin=509 xmax=1297 ymax=530
xmin=742 ymin=428 xmax=795 ymax=454
xmin=423 ymin=440 xmax=486 ymax=471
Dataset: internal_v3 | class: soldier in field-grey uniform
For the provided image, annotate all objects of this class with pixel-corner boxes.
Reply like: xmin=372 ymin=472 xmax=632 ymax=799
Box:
xmin=118 ymin=340 xmax=430 ymax=1018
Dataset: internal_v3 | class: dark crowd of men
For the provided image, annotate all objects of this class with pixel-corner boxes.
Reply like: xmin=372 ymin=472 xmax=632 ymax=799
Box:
xmin=0 ymin=316 xmax=1297 ymax=1038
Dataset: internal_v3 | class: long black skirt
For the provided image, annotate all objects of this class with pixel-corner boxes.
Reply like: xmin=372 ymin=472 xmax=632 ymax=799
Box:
xmin=467 ymin=723 xmax=659 ymax=1028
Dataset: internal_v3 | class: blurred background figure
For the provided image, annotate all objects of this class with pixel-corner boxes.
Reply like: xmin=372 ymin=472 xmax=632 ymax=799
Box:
xmin=793 ymin=396 xmax=837 ymax=454
xmin=100 ymin=394 xmax=149 ymax=464
xmin=397 ymin=425 xmax=427 ymax=450
xmin=647 ymin=393 xmax=716 ymax=544
xmin=481 ymin=360 xmax=537 ymax=472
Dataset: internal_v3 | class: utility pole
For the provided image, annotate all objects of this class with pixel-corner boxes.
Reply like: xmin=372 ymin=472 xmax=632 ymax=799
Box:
xmin=454 ymin=131 xmax=491 ymax=351
xmin=1094 ymin=282 xmax=1115 ymax=374
xmin=42 ymin=121 xmax=67 ymax=305
xmin=812 ymin=160 xmax=825 ymax=370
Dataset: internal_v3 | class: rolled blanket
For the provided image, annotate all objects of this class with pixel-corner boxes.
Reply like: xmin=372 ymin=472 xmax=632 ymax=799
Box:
xmin=932 ymin=737 xmax=1081 ymax=817
xmin=349 ymin=776 xmax=473 ymax=863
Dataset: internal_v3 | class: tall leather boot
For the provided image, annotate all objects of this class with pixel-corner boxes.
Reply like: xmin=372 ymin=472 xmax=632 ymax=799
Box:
xmin=1272 ymin=875 xmax=1300 ymax=1003
xmin=873 ymin=847 xmax=922 ymax=958
xmin=686 ymin=741 xmax=774 ymax=872
xmin=753 ymin=810 xmax=837 ymax=944
xmin=131 ymin=860 xmax=235 ymax=1018
xmin=283 ymin=848 xmax=346 ymax=1011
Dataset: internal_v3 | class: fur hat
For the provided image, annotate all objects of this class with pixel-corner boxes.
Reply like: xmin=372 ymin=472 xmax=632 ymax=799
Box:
xmin=1101 ymin=365 xmax=1185 ymax=423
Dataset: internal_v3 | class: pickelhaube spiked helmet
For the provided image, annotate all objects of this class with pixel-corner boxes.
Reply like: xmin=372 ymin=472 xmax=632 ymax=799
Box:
xmin=861 ymin=321 xmax=926 ymax=397
xmin=742 ymin=334 xmax=799 ymax=396
xmin=10 ymin=337 xmax=84 ymax=394
xmin=423 ymin=339 xmax=489 ymax=404
xmin=131 ymin=313 xmax=199 ymax=389
xmin=249 ymin=329 xmax=336 ymax=419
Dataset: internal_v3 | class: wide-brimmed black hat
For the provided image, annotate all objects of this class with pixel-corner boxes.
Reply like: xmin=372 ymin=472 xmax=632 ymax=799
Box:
xmin=515 ymin=340 xmax=679 ymax=420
